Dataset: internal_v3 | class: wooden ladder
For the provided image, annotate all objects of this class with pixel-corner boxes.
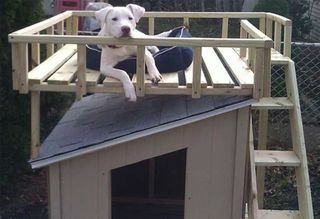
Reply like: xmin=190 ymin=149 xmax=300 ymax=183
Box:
xmin=247 ymin=59 xmax=314 ymax=218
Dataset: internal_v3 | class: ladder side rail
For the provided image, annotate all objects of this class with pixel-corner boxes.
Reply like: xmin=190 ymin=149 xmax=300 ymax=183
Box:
xmin=286 ymin=61 xmax=314 ymax=219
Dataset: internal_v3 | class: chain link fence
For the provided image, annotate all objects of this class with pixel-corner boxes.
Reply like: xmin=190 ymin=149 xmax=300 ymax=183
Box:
xmin=271 ymin=42 xmax=320 ymax=125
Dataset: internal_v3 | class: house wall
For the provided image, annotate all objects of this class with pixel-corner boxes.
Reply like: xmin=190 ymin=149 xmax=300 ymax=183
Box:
xmin=310 ymin=2 xmax=320 ymax=42
xmin=49 ymin=107 xmax=250 ymax=219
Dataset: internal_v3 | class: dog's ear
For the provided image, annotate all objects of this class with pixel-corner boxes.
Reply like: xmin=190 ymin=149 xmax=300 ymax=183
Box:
xmin=126 ymin=4 xmax=145 ymax=23
xmin=95 ymin=4 xmax=113 ymax=26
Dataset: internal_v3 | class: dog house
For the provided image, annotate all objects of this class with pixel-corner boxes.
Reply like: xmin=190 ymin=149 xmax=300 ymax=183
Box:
xmin=33 ymin=94 xmax=253 ymax=218
xmin=9 ymin=9 xmax=314 ymax=219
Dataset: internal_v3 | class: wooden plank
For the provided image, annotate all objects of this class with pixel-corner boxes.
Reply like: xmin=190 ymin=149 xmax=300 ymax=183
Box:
xmin=185 ymin=63 xmax=207 ymax=88
xmin=9 ymin=34 xmax=273 ymax=49
xmin=286 ymin=61 xmax=314 ymax=218
xmin=251 ymin=97 xmax=294 ymax=110
xmin=28 ymin=44 xmax=77 ymax=84
xmin=202 ymin=47 xmax=234 ymax=88
xmin=47 ymin=54 xmax=77 ymax=85
xmin=248 ymin=117 xmax=258 ymax=219
xmin=158 ymin=72 xmax=179 ymax=88
xmin=216 ymin=47 xmax=254 ymax=88
xmin=85 ymin=69 xmax=101 ymax=86
xmin=49 ymin=164 xmax=62 ymax=219
xmin=255 ymin=150 xmax=301 ymax=167
xmin=31 ymin=91 xmax=40 ymax=159
xmin=257 ymin=210 xmax=300 ymax=219
xmin=232 ymin=107 xmax=250 ymax=219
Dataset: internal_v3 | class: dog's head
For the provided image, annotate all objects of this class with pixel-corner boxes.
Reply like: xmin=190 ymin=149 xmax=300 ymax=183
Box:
xmin=95 ymin=4 xmax=145 ymax=38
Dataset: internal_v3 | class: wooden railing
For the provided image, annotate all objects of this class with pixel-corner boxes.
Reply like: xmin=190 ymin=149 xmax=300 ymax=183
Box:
xmin=8 ymin=11 xmax=281 ymax=99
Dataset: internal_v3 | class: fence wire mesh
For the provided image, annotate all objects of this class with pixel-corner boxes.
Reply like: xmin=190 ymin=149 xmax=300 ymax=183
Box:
xmin=271 ymin=42 xmax=320 ymax=126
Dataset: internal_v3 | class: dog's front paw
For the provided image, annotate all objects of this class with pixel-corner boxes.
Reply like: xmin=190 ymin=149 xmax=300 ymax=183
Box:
xmin=124 ymin=83 xmax=137 ymax=102
xmin=148 ymin=70 xmax=162 ymax=85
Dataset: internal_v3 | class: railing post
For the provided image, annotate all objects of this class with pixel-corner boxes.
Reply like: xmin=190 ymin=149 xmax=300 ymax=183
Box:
xmin=222 ymin=17 xmax=229 ymax=38
xmin=136 ymin=45 xmax=145 ymax=97
xmin=77 ymin=44 xmax=87 ymax=100
xmin=148 ymin=17 xmax=155 ymax=35
xmin=46 ymin=26 xmax=55 ymax=57
xmin=274 ymin=22 xmax=282 ymax=52
xmin=192 ymin=47 xmax=202 ymax=98
xmin=183 ymin=17 xmax=190 ymax=29
xmin=56 ymin=21 xmax=64 ymax=49
xmin=31 ymin=37 xmax=40 ymax=69
xmin=66 ymin=17 xmax=73 ymax=35
xmin=16 ymin=43 xmax=29 ymax=94
xmin=255 ymin=47 xmax=271 ymax=208
xmin=284 ymin=22 xmax=292 ymax=58
xmin=72 ymin=15 xmax=78 ymax=35
xmin=239 ymin=26 xmax=247 ymax=58
xmin=259 ymin=17 xmax=266 ymax=33
xmin=266 ymin=18 xmax=273 ymax=39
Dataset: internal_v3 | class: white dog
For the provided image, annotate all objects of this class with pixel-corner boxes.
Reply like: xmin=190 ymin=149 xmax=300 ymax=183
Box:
xmin=95 ymin=4 xmax=163 ymax=101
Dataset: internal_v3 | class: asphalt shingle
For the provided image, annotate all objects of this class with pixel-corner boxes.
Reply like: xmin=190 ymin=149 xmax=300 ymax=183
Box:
xmin=36 ymin=94 xmax=252 ymax=161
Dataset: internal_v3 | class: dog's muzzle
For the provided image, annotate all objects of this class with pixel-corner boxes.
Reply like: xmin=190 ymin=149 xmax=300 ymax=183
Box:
xmin=121 ymin=26 xmax=131 ymax=37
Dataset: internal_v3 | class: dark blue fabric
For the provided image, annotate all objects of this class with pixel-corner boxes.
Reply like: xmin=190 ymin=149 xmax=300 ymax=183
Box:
xmin=86 ymin=26 xmax=193 ymax=78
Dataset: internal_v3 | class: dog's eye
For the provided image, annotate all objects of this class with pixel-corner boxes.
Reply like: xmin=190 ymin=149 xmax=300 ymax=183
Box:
xmin=112 ymin=17 xmax=118 ymax=21
xmin=128 ymin=16 xmax=133 ymax=20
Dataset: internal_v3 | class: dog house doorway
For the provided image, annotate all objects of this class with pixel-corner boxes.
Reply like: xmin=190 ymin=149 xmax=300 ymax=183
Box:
xmin=111 ymin=149 xmax=187 ymax=219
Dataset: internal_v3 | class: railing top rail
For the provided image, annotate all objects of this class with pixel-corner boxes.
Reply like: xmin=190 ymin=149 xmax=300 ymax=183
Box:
xmin=266 ymin=13 xmax=292 ymax=26
xmin=241 ymin=20 xmax=272 ymax=41
xmin=11 ymin=11 xmax=72 ymax=35
xmin=8 ymin=34 xmax=273 ymax=48
xmin=72 ymin=10 xmax=267 ymax=18
xmin=10 ymin=11 xmax=291 ymax=36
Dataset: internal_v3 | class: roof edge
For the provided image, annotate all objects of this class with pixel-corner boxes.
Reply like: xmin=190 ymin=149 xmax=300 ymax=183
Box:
xmin=30 ymin=98 xmax=255 ymax=169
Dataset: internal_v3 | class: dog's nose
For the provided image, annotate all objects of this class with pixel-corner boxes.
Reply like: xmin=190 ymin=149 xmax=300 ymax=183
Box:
xmin=121 ymin=26 xmax=131 ymax=35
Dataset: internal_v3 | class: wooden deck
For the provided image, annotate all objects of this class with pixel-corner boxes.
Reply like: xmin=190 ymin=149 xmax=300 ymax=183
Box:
xmin=8 ymin=10 xmax=286 ymax=100
xmin=26 ymin=45 xmax=254 ymax=96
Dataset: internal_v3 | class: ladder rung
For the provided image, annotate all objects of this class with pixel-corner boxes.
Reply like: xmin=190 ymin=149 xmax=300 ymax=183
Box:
xmin=254 ymin=150 xmax=301 ymax=167
xmin=252 ymin=97 xmax=294 ymax=110
xmin=257 ymin=210 xmax=300 ymax=219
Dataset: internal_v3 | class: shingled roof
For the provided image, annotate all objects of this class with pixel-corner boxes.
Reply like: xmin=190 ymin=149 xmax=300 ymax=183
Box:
xmin=30 ymin=94 xmax=254 ymax=168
